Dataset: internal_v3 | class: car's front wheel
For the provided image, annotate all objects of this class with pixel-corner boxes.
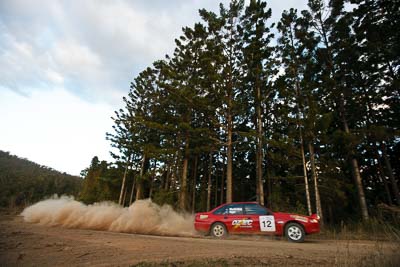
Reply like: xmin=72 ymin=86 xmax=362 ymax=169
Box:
xmin=285 ymin=223 xmax=305 ymax=242
xmin=210 ymin=222 xmax=228 ymax=238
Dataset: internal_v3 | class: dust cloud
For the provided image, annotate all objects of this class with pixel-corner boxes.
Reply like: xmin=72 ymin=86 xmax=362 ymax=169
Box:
xmin=21 ymin=196 xmax=196 ymax=236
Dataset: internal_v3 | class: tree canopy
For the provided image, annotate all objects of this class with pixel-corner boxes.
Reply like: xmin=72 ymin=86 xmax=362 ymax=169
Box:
xmin=82 ymin=0 xmax=399 ymax=224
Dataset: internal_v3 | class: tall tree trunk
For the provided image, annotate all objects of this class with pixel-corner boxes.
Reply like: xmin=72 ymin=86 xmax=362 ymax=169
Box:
xmin=214 ymin=173 xmax=218 ymax=208
xmin=308 ymin=142 xmax=323 ymax=225
xmin=226 ymin=100 xmax=233 ymax=203
xmin=118 ymin=157 xmax=131 ymax=205
xmin=294 ymin=78 xmax=312 ymax=216
xmin=301 ymin=133 xmax=312 ymax=215
xmin=380 ymin=173 xmax=393 ymax=206
xmin=374 ymin=145 xmax=393 ymax=205
xmin=340 ymin=102 xmax=369 ymax=220
xmin=255 ymin=82 xmax=264 ymax=206
xmin=221 ymin=158 xmax=226 ymax=205
xmin=382 ymin=142 xmax=400 ymax=205
xmin=179 ymin=133 xmax=190 ymax=211
xmin=122 ymin=183 xmax=128 ymax=207
xmin=288 ymin=18 xmax=312 ymax=215
xmin=350 ymin=156 xmax=369 ymax=220
xmin=199 ymin=154 xmax=207 ymax=211
xmin=207 ymin=153 xmax=213 ymax=211
xmin=170 ymin=150 xmax=179 ymax=190
xmin=225 ymin=51 xmax=234 ymax=204
xmin=135 ymin=154 xmax=147 ymax=201
xmin=266 ymin=169 xmax=272 ymax=209
xmin=164 ymin=166 xmax=171 ymax=191
xmin=191 ymin=156 xmax=198 ymax=213
xmin=129 ymin=173 xmax=136 ymax=205
xmin=149 ymin=160 xmax=156 ymax=199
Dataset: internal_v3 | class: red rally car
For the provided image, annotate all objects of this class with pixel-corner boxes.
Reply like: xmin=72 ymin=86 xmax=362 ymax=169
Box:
xmin=194 ymin=202 xmax=320 ymax=242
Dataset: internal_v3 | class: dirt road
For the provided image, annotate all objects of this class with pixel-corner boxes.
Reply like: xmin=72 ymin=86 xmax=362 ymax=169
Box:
xmin=0 ymin=214 xmax=398 ymax=266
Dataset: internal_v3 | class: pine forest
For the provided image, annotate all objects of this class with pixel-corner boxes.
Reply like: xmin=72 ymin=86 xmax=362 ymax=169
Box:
xmin=79 ymin=0 xmax=399 ymax=225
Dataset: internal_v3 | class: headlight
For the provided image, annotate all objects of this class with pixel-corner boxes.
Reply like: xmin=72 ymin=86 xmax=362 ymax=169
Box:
xmin=310 ymin=219 xmax=318 ymax=223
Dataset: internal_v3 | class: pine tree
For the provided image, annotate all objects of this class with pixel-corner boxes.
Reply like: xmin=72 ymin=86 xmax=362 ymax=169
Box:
xmin=240 ymin=0 xmax=275 ymax=206
xmin=277 ymin=8 xmax=314 ymax=215
xmin=304 ymin=0 xmax=369 ymax=220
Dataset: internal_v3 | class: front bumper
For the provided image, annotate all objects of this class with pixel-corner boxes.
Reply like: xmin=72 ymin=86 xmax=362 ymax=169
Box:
xmin=306 ymin=222 xmax=320 ymax=234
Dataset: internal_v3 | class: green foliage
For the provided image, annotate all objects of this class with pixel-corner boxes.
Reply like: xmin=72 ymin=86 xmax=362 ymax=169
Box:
xmin=0 ymin=150 xmax=82 ymax=207
xmin=98 ymin=0 xmax=400 ymax=225
xmin=79 ymin=156 xmax=126 ymax=204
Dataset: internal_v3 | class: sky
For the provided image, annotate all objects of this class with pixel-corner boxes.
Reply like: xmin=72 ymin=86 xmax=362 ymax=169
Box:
xmin=0 ymin=0 xmax=308 ymax=176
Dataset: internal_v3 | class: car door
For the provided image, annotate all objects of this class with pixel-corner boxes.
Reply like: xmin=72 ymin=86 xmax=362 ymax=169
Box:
xmin=243 ymin=203 xmax=276 ymax=234
xmin=219 ymin=204 xmax=253 ymax=233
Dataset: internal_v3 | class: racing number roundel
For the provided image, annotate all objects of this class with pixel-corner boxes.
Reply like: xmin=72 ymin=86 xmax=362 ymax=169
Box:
xmin=259 ymin=215 xmax=276 ymax=232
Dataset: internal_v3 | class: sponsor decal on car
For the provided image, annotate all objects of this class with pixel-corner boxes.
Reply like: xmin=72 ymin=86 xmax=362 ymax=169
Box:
xmin=228 ymin=207 xmax=243 ymax=215
xmin=232 ymin=219 xmax=253 ymax=229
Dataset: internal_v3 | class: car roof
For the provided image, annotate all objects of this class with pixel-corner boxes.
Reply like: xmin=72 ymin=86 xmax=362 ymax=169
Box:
xmin=210 ymin=202 xmax=259 ymax=210
xmin=223 ymin=202 xmax=259 ymax=204
xmin=206 ymin=202 xmax=268 ymax=213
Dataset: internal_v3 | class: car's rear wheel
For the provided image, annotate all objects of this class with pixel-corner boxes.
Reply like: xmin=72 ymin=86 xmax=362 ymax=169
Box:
xmin=210 ymin=222 xmax=227 ymax=238
xmin=285 ymin=223 xmax=305 ymax=243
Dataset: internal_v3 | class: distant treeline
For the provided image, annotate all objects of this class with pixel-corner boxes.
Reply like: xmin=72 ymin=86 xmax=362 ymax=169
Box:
xmin=0 ymin=150 xmax=82 ymax=207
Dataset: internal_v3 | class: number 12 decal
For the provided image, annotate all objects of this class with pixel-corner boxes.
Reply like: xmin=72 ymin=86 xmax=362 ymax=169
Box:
xmin=259 ymin=215 xmax=276 ymax=232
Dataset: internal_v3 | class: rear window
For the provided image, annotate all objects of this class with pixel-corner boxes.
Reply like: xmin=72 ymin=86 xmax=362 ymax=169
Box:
xmin=244 ymin=203 xmax=269 ymax=215
xmin=213 ymin=206 xmax=228 ymax=215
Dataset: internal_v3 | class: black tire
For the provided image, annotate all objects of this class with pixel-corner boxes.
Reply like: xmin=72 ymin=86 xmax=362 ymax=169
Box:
xmin=285 ymin=222 xmax=305 ymax=243
xmin=210 ymin=222 xmax=228 ymax=238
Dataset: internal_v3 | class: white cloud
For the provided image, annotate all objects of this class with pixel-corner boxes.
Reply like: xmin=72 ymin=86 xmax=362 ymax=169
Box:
xmin=0 ymin=0 xmax=231 ymax=105
xmin=0 ymin=0 xmax=310 ymax=174
xmin=52 ymin=41 xmax=102 ymax=72
xmin=0 ymin=0 xmax=307 ymax=105
xmin=0 ymin=89 xmax=114 ymax=176
xmin=45 ymin=69 xmax=64 ymax=85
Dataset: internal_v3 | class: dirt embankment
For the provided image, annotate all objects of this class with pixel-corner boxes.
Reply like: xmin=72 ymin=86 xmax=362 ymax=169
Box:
xmin=1 ymin=214 xmax=399 ymax=266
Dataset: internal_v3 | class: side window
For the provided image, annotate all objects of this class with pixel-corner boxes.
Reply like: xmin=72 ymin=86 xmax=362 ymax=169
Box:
xmin=244 ymin=203 xmax=269 ymax=215
xmin=226 ymin=204 xmax=244 ymax=215
xmin=213 ymin=204 xmax=245 ymax=215
xmin=213 ymin=206 xmax=228 ymax=215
